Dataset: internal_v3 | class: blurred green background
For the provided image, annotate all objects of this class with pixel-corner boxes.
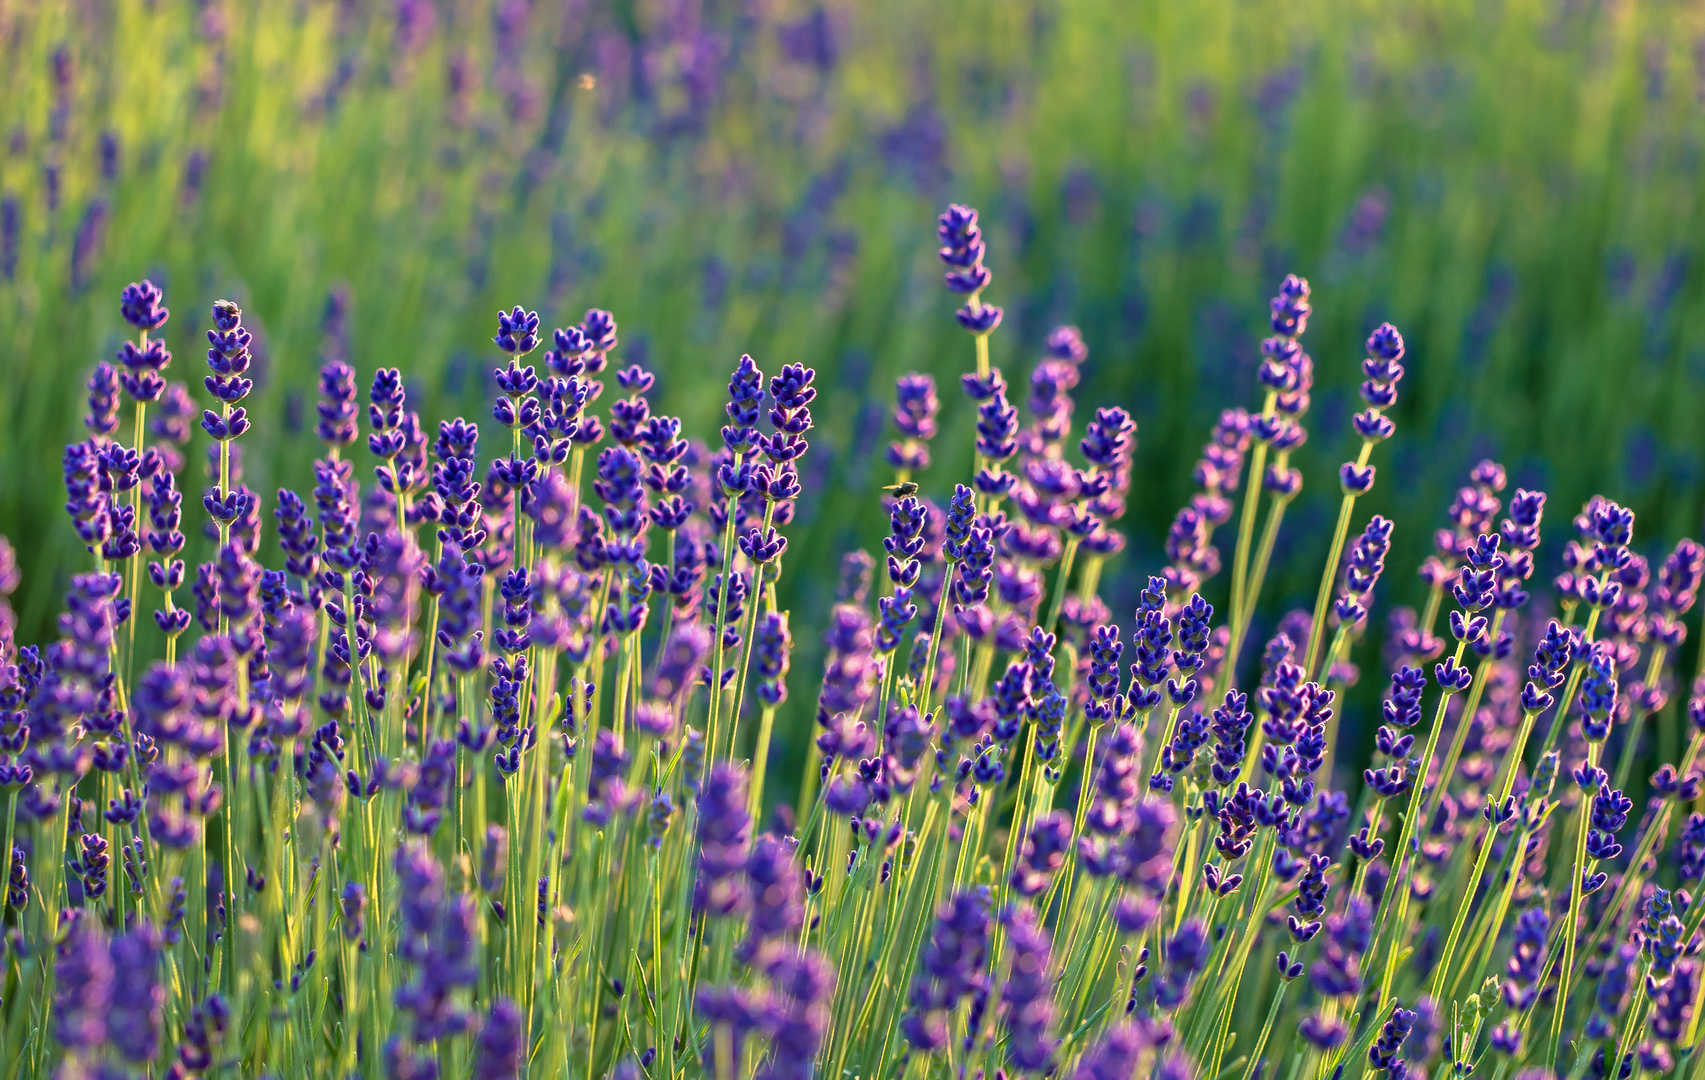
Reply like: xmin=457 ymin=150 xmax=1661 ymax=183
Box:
xmin=2 ymin=0 xmax=1703 ymax=689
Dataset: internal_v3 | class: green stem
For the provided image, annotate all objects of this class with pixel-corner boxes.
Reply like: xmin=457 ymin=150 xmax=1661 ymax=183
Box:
xmin=1302 ymin=471 xmax=1365 ymax=681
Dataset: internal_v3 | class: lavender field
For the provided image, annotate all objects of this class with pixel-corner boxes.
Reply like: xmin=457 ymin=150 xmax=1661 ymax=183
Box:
xmin=2 ymin=1 xmax=1705 ymax=1078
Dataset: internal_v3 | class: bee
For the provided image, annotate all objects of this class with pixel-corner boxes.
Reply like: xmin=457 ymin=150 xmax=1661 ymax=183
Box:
xmin=882 ymin=481 xmax=919 ymax=497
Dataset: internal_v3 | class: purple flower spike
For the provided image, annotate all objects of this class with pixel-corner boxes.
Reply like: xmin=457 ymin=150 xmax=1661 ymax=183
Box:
xmin=938 ymin=203 xmax=1002 ymax=333
xmin=109 ymin=921 xmax=165 ymax=1063
xmin=493 ymin=305 xmax=540 ymax=355
xmin=120 ymin=279 xmax=170 ymax=331
xmin=472 ymin=997 xmax=524 ymax=1080
xmin=1045 ymin=325 xmax=1088 ymax=364
xmin=54 ymin=916 xmax=113 ymax=1051
xmin=695 ymin=763 xmax=753 ymax=918
xmin=901 ymin=890 xmax=992 ymax=1052
xmin=886 ymin=372 xmax=939 ymax=471
xmin=85 ymin=362 xmax=122 ymax=439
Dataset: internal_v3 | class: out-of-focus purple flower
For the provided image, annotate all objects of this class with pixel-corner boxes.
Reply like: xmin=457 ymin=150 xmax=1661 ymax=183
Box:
xmin=1000 ymin=905 xmax=1058 ymax=1071
xmin=108 ymin=921 xmax=165 ymax=1063
xmin=1 ymin=195 xmax=18 ymax=281
xmin=741 ymin=832 xmax=804 ymax=960
xmin=754 ymin=612 xmax=792 ymax=707
xmin=1502 ymin=907 xmax=1549 ymax=1008
xmin=654 ymin=620 xmax=711 ymax=706
xmin=886 ymin=373 xmax=939 ymax=472
xmin=471 ymin=997 xmax=524 ymax=1080
xmin=695 ymin=762 xmax=752 ymax=918
xmin=901 ymin=889 xmax=991 ymax=1051
xmin=816 ymin=604 xmax=879 ymax=763
xmin=755 ymin=948 xmax=836 ymax=1080
xmin=316 ymin=360 xmax=359 ymax=450
xmin=85 ymin=362 xmax=122 ymax=440
xmin=54 ymin=916 xmax=113 ymax=1051
xmin=1151 ymin=917 xmax=1210 ymax=1010
xmin=69 ymin=199 xmax=108 ymax=293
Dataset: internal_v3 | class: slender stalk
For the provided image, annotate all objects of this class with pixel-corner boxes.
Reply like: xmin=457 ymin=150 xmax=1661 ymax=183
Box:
xmin=1367 ymin=640 xmax=1467 ymax=1012
xmin=1225 ymin=391 xmax=1278 ymax=681
xmin=747 ymin=704 xmax=778 ymax=823
xmin=1428 ymin=703 xmax=1541 ymax=1000
xmin=1549 ymin=743 xmax=1600 ymax=1069
xmin=917 ymin=555 xmax=960 ymax=718
xmin=1302 ymin=439 xmax=1374 ymax=681
xmin=704 ymin=483 xmax=742 ymax=755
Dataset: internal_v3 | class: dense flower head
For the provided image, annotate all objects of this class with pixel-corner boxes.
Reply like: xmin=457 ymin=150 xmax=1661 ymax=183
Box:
xmin=116 ymin=334 xmax=172 ymax=403
xmin=1269 ymin=274 xmax=1311 ymax=337
xmin=696 ymin=763 xmax=753 ymax=917
xmin=939 ymin=204 xmax=1002 ymax=331
xmin=1579 ymin=640 xmax=1619 ymax=740
xmin=493 ymin=305 xmax=540 ymax=355
xmin=722 ymin=354 xmax=767 ymax=457
xmin=120 ymin=279 xmax=170 ymax=331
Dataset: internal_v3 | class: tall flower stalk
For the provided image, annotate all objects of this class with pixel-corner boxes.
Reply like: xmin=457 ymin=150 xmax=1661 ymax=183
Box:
xmin=6 ymin=215 xmax=1704 ymax=1080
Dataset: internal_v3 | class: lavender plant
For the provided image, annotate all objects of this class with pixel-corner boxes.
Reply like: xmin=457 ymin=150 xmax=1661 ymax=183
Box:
xmin=2 ymin=201 xmax=1704 ymax=1080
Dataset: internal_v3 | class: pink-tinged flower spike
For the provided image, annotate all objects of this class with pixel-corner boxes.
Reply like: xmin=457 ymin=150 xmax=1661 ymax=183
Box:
xmin=1650 ymin=538 xmax=1703 ymax=647
xmin=1018 ymin=354 xmax=1078 ymax=460
xmin=1010 ymin=810 xmax=1072 ymax=898
xmin=0 ymin=535 xmax=17 ymax=659
xmin=147 ymin=380 xmax=196 ymax=475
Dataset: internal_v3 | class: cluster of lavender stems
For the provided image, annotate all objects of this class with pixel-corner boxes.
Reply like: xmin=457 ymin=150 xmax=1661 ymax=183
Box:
xmin=2 ymin=204 xmax=1704 ymax=1080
